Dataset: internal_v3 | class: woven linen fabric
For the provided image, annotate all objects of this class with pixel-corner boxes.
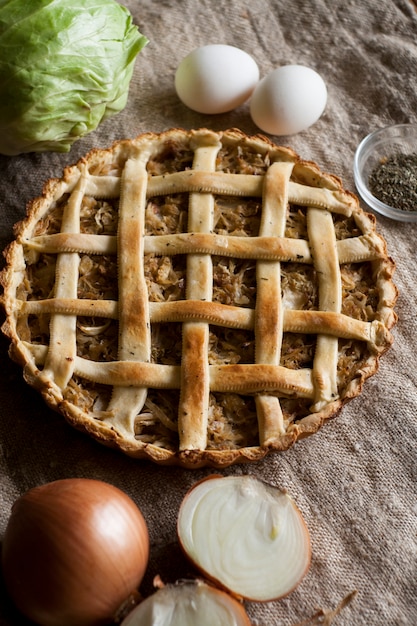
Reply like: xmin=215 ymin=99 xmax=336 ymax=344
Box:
xmin=1 ymin=1 xmax=416 ymax=624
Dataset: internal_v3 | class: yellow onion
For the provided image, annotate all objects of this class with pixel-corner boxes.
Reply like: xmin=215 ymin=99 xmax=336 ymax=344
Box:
xmin=177 ymin=475 xmax=311 ymax=602
xmin=1 ymin=478 xmax=150 ymax=626
xmin=121 ymin=579 xmax=252 ymax=626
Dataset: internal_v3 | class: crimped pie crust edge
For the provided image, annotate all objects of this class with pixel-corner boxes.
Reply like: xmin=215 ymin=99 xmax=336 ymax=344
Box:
xmin=0 ymin=128 xmax=398 ymax=468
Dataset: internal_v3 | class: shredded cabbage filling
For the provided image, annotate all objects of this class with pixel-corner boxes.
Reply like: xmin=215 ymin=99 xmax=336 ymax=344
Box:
xmin=20 ymin=142 xmax=383 ymax=450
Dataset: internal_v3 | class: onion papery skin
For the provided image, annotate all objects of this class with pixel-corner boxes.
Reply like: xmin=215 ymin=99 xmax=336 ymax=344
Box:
xmin=121 ymin=580 xmax=252 ymax=626
xmin=177 ymin=475 xmax=311 ymax=602
xmin=1 ymin=478 xmax=150 ymax=626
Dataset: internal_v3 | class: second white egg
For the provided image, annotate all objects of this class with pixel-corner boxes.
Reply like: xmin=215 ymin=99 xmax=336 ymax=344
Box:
xmin=175 ymin=44 xmax=260 ymax=114
xmin=250 ymin=65 xmax=327 ymax=136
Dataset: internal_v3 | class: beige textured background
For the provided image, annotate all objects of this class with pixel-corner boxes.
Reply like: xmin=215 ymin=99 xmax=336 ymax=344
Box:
xmin=1 ymin=1 xmax=417 ymax=624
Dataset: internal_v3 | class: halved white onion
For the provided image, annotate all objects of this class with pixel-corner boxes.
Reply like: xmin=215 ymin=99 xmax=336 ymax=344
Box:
xmin=121 ymin=580 xmax=251 ymax=626
xmin=177 ymin=475 xmax=311 ymax=601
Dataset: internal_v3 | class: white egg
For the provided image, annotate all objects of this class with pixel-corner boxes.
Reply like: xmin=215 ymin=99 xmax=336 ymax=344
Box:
xmin=175 ymin=44 xmax=259 ymax=114
xmin=250 ymin=65 xmax=327 ymax=136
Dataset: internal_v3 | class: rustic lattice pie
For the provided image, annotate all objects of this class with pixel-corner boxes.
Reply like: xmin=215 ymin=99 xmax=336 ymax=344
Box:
xmin=1 ymin=128 xmax=397 ymax=467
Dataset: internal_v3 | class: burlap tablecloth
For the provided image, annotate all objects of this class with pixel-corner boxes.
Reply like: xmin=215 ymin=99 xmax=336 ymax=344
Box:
xmin=1 ymin=1 xmax=416 ymax=624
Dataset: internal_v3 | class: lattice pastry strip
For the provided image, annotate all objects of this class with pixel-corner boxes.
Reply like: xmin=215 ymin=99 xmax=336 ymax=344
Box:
xmin=1 ymin=128 xmax=397 ymax=468
xmin=255 ymin=161 xmax=294 ymax=443
xmin=308 ymin=207 xmax=341 ymax=411
xmin=42 ymin=169 xmax=88 ymax=389
xmin=179 ymin=140 xmax=220 ymax=451
xmin=105 ymin=156 xmax=151 ymax=437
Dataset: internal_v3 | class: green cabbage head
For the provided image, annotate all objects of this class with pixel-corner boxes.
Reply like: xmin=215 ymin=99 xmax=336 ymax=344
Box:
xmin=0 ymin=0 xmax=148 ymax=155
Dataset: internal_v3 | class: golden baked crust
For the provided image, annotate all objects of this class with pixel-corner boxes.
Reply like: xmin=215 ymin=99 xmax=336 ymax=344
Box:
xmin=1 ymin=128 xmax=398 ymax=467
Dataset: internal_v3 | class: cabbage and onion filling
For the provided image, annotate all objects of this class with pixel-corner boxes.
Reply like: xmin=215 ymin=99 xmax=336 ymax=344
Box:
xmin=20 ymin=145 xmax=379 ymax=451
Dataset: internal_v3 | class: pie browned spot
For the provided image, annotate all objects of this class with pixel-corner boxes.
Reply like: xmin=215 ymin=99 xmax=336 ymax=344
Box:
xmin=0 ymin=128 xmax=398 ymax=467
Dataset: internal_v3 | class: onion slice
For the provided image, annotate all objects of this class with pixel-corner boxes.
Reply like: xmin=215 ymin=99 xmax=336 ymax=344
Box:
xmin=177 ymin=475 xmax=311 ymax=601
xmin=121 ymin=580 xmax=251 ymax=626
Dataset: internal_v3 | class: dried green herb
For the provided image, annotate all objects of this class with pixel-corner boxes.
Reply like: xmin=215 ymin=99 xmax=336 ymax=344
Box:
xmin=368 ymin=152 xmax=417 ymax=212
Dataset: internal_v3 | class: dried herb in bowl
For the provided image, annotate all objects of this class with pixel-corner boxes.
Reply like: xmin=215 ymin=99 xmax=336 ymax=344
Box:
xmin=368 ymin=153 xmax=417 ymax=212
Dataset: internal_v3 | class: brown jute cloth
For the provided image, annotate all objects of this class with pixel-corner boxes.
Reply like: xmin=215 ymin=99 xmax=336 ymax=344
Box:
xmin=1 ymin=1 xmax=416 ymax=624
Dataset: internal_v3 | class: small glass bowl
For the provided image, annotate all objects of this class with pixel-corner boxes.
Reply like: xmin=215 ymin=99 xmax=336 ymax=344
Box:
xmin=353 ymin=123 xmax=417 ymax=222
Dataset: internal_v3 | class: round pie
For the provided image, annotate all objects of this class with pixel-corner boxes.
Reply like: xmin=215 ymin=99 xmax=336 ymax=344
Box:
xmin=0 ymin=128 xmax=398 ymax=467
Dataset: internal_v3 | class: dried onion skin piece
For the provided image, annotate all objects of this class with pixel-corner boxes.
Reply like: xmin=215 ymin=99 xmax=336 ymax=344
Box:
xmin=121 ymin=580 xmax=252 ymax=626
xmin=177 ymin=475 xmax=311 ymax=601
